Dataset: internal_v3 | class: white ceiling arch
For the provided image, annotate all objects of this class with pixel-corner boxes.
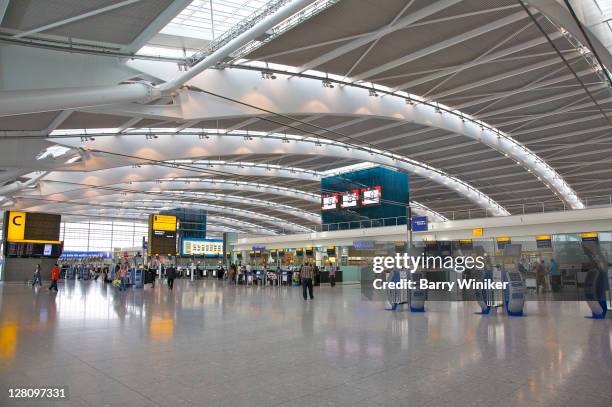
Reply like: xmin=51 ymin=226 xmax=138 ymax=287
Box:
xmin=118 ymin=64 xmax=585 ymax=210
xmin=20 ymin=177 xmax=448 ymax=223
xmin=53 ymin=131 xmax=510 ymax=216
xmin=14 ymin=195 xmax=312 ymax=233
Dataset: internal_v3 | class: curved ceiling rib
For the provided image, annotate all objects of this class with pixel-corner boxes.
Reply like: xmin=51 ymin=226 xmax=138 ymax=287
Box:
xmin=10 ymin=199 xmax=278 ymax=235
xmin=67 ymin=191 xmax=321 ymax=223
xmin=53 ymin=131 xmax=510 ymax=216
xmin=21 ymin=177 xmax=448 ymax=223
xmin=165 ymin=67 xmax=585 ymax=210
xmin=14 ymin=195 xmax=312 ymax=233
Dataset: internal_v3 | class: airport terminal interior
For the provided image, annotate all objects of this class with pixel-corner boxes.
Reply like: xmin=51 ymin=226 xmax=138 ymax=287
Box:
xmin=0 ymin=0 xmax=611 ymax=406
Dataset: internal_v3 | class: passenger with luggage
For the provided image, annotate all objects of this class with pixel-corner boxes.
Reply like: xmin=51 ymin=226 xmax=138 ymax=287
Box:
xmin=31 ymin=264 xmax=42 ymax=287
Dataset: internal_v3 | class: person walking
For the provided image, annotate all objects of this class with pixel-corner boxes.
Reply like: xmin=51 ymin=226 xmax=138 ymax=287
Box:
xmin=301 ymin=261 xmax=316 ymax=300
xmin=533 ymin=259 xmax=546 ymax=293
xmin=549 ymin=258 xmax=560 ymax=292
xmin=48 ymin=264 xmax=60 ymax=292
xmin=329 ymin=265 xmax=336 ymax=287
xmin=167 ymin=264 xmax=176 ymax=290
xmin=32 ymin=264 xmax=42 ymax=287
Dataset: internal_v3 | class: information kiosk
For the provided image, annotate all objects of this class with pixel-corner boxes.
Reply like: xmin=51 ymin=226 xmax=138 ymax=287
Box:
xmin=475 ymin=270 xmax=493 ymax=315
xmin=501 ymin=245 xmax=526 ymax=316
xmin=409 ymin=271 xmax=426 ymax=312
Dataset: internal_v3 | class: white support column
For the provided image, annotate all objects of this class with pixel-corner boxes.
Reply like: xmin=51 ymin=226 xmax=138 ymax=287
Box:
xmin=14 ymin=0 xmax=146 ymax=38
xmin=158 ymin=0 xmax=318 ymax=91
xmin=0 ymin=83 xmax=160 ymax=117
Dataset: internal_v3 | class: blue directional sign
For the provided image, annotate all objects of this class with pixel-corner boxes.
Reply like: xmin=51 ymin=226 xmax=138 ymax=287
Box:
xmin=411 ymin=216 xmax=428 ymax=232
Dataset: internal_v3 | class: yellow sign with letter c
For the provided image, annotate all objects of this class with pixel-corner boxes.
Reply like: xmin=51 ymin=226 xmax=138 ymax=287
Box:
xmin=7 ymin=211 xmax=26 ymax=241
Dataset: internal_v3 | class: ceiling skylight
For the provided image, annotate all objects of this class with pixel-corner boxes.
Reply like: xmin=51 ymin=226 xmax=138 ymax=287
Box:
xmin=160 ymin=0 xmax=272 ymax=41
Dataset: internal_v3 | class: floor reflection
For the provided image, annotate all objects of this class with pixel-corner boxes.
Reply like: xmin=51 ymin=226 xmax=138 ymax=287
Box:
xmin=0 ymin=279 xmax=610 ymax=406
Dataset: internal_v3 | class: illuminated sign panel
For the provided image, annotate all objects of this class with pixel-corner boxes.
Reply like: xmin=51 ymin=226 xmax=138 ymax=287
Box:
xmin=472 ymin=228 xmax=484 ymax=237
xmin=7 ymin=211 xmax=26 ymax=241
xmin=341 ymin=190 xmax=359 ymax=208
xmin=361 ymin=186 xmax=381 ymax=206
xmin=321 ymin=194 xmax=339 ymax=211
xmin=181 ymin=238 xmax=223 ymax=257
xmin=148 ymin=214 xmax=177 ymax=256
xmin=581 ymin=232 xmax=598 ymax=242
xmin=536 ymin=235 xmax=552 ymax=248
xmin=152 ymin=215 xmax=177 ymax=231
xmin=496 ymin=236 xmax=511 ymax=249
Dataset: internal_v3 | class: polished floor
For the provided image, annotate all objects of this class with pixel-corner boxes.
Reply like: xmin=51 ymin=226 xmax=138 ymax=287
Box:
xmin=0 ymin=279 xmax=611 ymax=407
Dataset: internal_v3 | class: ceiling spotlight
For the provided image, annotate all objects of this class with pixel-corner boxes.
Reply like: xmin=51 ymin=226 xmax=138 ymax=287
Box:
xmin=368 ymin=89 xmax=378 ymax=97
xmin=405 ymin=97 xmax=415 ymax=105
xmin=145 ymin=134 xmax=158 ymax=140
xmin=198 ymin=134 xmax=209 ymax=140
xmin=243 ymin=135 xmax=254 ymax=141
xmin=282 ymin=138 xmax=290 ymax=144
xmin=322 ymin=79 xmax=334 ymax=88
xmin=261 ymin=71 xmax=276 ymax=80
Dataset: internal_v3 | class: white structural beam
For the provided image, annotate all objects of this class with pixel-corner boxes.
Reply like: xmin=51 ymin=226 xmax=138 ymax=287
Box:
xmin=55 ymin=132 xmax=511 ymax=216
xmin=120 ymin=0 xmax=192 ymax=53
xmin=54 ymin=190 xmax=322 ymax=223
xmin=392 ymin=33 xmax=563 ymax=91
xmin=297 ymin=0 xmax=463 ymax=73
xmin=14 ymin=0 xmax=146 ymax=39
xmin=426 ymin=56 xmax=574 ymax=100
xmin=455 ymin=69 xmax=595 ymax=112
xmin=118 ymin=117 xmax=143 ymax=133
xmin=156 ymin=68 xmax=582 ymax=209
xmin=32 ymin=179 xmax=320 ymax=203
xmin=0 ymin=0 xmax=9 ymax=24
xmin=158 ymin=0 xmax=318 ymax=91
xmin=26 ymin=177 xmax=448 ymax=222
xmin=479 ymin=85 xmax=607 ymax=118
xmin=176 ymin=120 xmax=202 ymax=132
xmin=14 ymin=195 xmax=311 ymax=232
xmin=44 ymin=110 xmax=73 ymax=134
xmin=0 ymin=83 xmax=160 ymax=117
xmin=351 ymin=11 xmax=528 ymax=82
xmin=37 ymin=163 xmax=321 ymax=195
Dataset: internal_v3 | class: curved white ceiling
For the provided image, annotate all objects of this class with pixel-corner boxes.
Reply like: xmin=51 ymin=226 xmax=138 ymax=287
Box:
xmin=51 ymin=131 xmax=510 ymax=216
xmin=125 ymin=65 xmax=585 ymax=209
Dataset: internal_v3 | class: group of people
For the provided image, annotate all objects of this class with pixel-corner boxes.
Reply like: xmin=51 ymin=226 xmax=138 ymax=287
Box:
xmin=530 ymin=258 xmax=560 ymax=292
xmin=31 ymin=263 xmax=60 ymax=291
xmin=32 ymin=260 xmax=339 ymax=300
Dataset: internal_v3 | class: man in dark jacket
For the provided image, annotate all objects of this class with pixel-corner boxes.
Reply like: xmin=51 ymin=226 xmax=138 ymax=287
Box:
xmin=167 ymin=265 xmax=176 ymax=290
xmin=300 ymin=262 xmax=316 ymax=300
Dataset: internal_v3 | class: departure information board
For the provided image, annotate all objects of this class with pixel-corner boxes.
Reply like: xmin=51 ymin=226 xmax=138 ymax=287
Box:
xmin=148 ymin=214 xmax=177 ymax=256
xmin=3 ymin=211 xmax=62 ymax=257
xmin=4 ymin=211 xmax=61 ymax=243
xmin=5 ymin=242 xmax=63 ymax=258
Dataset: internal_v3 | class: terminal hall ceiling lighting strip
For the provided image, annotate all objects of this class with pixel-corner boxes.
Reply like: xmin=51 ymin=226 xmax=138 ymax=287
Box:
xmin=12 ymin=196 xmax=307 ymax=234
xmin=46 ymin=130 xmax=511 ymax=216
xmin=25 ymin=175 xmax=448 ymax=222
